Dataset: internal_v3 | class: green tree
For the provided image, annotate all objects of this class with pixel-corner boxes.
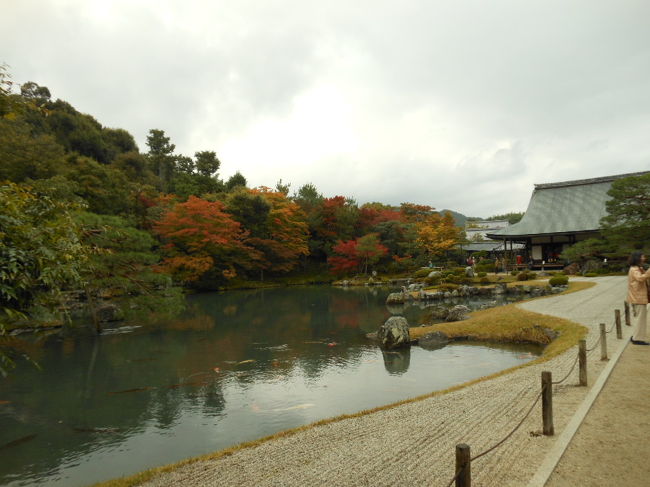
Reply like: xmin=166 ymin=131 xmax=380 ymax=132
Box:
xmin=0 ymin=117 xmax=67 ymax=182
xmin=146 ymin=129 xmax=176 ymax=190
xmin=194 ymin=151 xmax=220 ymax=177
xmin=20 ymin=81 xmax=51 ymax=106
xmin=1 ymin=182 xmax=88 ymax=374
xmin=486 ymin=212 xmax=524 ymax=224
xmin=226 ymin=171 xmax=247 ymax=190
xmin=601 ymin=173 xmax=650 ymax=253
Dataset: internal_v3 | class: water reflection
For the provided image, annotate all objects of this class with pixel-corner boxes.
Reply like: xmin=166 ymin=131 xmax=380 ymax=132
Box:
xmin=0 ymin=286 xmax=540 ymax=487
xmin=381 ymin=347 xmax=411 ymax=375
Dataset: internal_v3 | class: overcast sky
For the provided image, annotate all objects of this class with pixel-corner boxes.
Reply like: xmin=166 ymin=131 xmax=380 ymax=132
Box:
xmin=3 ymin=0 xmax=649 ymax=216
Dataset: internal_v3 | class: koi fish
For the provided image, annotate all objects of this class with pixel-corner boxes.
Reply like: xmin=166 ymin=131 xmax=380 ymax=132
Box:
xmin=270 ymin=403 xmax=315 ymax=412
xmin=167 ymin=381 xmax=207 ymax=389
xmin=73 ymin=427 xmax=121 ymax=433
xmin=108 ymin=387 xmax=154 ymax=395
xmin=237 ymin=359 xmax=256 ymax=365
xmin=327 ymin=342 xmax=338 ymax=347
xmin=0 ymin=400 xmax=10 ymax=405
xmin=252 ymin=403 xmax=315 ymax=413
xmin=0 ymin=434 xmax=37 ymax=450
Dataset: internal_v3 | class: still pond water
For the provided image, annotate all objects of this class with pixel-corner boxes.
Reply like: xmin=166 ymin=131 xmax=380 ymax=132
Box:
xmin=0 ymin=286 xmax=541 ymax=486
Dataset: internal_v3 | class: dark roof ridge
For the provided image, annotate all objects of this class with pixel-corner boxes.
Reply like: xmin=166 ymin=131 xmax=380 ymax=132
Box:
xmin=534 ymin=170 xmax=650 ymax=190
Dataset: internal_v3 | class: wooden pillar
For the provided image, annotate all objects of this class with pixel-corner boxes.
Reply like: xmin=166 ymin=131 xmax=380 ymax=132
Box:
xmin=615 ymin=310 xmax=622 ymax=339
xmin=600 ymin=323 xmax=608 ymax=361
xmin=455 ymin=444 xmax=471 ymax=487
xmin=624 ymin=301 xmax=631 ymax=326
xmin=578 ymin=340 xmax=587 ymax=386
xmin=542 ymin=371 xmax=554 ymax=435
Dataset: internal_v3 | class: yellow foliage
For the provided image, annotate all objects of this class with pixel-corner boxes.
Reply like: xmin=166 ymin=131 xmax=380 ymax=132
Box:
xmin=416 ymin=211 xmax=461 ymax=256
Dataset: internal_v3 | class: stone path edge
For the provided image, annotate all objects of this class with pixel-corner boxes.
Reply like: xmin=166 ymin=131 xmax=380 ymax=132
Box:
xmin=527 ymin=329 xmax=632 ymax=487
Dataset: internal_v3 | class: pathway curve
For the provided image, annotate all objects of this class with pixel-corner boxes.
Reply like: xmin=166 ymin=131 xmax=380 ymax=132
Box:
xmin=138 ymin=276 xmax=628 ymax=487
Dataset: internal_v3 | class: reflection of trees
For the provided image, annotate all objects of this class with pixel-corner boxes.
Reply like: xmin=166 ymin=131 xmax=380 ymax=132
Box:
xmin=0 ymin=330 xmax=227 ymax=485
xmin=382 ymin=347 xmax=411 ymax=375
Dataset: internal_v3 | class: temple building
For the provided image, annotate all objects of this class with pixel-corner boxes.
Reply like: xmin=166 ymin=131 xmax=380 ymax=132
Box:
xmin=486 ymin=171 xmax=649 ymax=269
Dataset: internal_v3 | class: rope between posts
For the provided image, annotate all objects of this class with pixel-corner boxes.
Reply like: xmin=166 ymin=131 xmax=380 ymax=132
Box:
xmin=552 ymin=353 xmax=580 ymax=385
xmin=444 ymin=388 xmax=544 ymax=486
xmin=605 ymin=320 xmax=616 ymax=334
xmin=445 ymin=468 xmax=463 ymax=487
xmin=470 ymin=389 xmax=543 ymax=462
xmin=586 ymin=335 xmax=601 ymax=352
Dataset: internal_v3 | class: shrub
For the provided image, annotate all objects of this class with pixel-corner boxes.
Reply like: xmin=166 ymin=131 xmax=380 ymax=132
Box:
xmin=517 ymin=272 xmax=530 ymax=281
xmin=477 ymin=271 xmax=487 ymax=278
xmin=510 ymin=270 xmax=518 ymax=276
xmin=425 ymin=275 xmax=441 ymax=286
xmin=549 ymin=275 xmax=569 ymax=286
xmin=479 ymin=276 xmax=490 ymax=285
xmin=584 ymin=272 xmax=597 ymax=277
xmin=453 ymin=267 xmax=466 ymax=276
xmin=437 ymin=283 xmax=459 ymax=292
xmin=476 ymin=263 xmax=492 ymax=273
xmin=413 ymin=268 xmax=430 ymax=278
xmin=527 ymin=272 xmax=537 ymax=280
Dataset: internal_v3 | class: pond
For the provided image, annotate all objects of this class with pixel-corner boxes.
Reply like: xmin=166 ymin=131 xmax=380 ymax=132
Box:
xmin=0 ymin=286 xmax=541 ymax=487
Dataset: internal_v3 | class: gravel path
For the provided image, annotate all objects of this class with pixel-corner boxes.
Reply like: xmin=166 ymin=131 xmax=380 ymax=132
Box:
xmin=140 ymin=276 xmax=628 ymax=487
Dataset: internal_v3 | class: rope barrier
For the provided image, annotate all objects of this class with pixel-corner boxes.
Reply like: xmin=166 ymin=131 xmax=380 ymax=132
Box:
xmin=444 ymin=310 xmax=620 ymax=485
xmin=586 ymin=335 xmax=601 ymax=352
xmin=445 ymin=468 xmax=463 ymax=487
xmin=444 ymin=388 xmax=543 ymax=485
xmin=552 ymin=353 xmax=580 ymax=385
xmin=470 ymin=389 xmax=543 ymax=462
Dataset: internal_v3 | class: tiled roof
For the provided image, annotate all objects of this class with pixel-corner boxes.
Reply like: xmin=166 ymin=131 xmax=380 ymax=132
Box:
xmin=487 ymin=171 xmax=650 ymax=238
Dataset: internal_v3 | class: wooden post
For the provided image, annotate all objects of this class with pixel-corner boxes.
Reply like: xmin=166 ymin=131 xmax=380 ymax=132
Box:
xmin=615 ymin=309 xmax=622 ymax=339
xmin=624 ymin=301 xmax=631 ymax=326
xmin=542 ymin=371 xmax=554 ymax=436
xmin=600 ymin=323 xmax=608 ymax=361
xmin=579 ymin=340 xmax=587 ymax=386
xmin=455 ymin=444 xmax=471 ymax=487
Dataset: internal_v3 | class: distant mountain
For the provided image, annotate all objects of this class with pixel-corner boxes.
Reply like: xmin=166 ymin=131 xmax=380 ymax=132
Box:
xmin=438 ymin=209 xmax=467 ymax=227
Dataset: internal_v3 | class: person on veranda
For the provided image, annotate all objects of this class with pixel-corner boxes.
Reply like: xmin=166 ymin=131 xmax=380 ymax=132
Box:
xmin=627 ymin=251 xmax=650 ymax=345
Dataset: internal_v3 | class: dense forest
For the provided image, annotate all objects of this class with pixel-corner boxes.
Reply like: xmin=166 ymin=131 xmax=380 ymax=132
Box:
xmin=0 ymin=66 xmax=470 ymax=344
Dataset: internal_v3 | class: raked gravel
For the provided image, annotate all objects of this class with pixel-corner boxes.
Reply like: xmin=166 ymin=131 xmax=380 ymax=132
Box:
xmin=140 ymin=276 xmax=627 ymax=487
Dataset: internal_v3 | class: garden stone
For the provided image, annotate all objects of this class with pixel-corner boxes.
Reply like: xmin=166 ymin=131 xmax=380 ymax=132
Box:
xmin=446 ymin=305 xmax=471 ymax=322
xmin=386 ymin=292 xmax=405 ymax=305
xmin=430 ymin=305 xmax=450 ymax=320
xmin=465 ymin=266 xmax=474 ymax=277
xmin=428 ymin=271 xmax=442 ymax=279
xmin=418 ymin=331 xmax=450 ymax=351
xmin=377 ymin=316 xmax=411 ymax=350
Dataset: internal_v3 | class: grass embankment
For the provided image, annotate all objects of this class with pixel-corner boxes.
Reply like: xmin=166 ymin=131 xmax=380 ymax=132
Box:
xmin=91 ymin=280 xmax=596 ymax=487
xmin=412 ymin=280 xmax=595 ymax=360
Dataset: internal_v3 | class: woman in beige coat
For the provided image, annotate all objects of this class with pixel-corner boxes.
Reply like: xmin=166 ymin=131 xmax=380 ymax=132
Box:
xmin=627 ymin=251 xmax=650 ymax=345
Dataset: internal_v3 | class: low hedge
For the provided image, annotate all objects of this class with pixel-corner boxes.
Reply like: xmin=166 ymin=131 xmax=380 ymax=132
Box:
xmin=549 ymin=275 xmax=569 ymax=286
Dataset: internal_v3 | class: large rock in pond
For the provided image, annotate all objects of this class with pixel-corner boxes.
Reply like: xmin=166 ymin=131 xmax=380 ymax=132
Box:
xmin=418 ymin=331 xmax=450 ymax=351
xmin=445 ymin=305 xmax=470 ymax=322
xmin=377 ymin=316 xmax=410 ymax=350
xmin=386 ymin=292 xmax=405 ymax=305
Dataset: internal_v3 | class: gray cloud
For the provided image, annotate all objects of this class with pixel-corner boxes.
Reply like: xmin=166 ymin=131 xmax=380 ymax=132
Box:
xmin=3 ymin=0 xmax=649 ymax=217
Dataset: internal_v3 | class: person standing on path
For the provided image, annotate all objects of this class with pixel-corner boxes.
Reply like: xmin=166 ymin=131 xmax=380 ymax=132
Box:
xmin=627 ymin=251 xmax=650 ymax=345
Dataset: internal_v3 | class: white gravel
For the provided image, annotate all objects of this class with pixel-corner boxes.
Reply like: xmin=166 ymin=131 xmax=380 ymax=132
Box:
xmin=140 ymin=276 xmax=627 ymax=487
